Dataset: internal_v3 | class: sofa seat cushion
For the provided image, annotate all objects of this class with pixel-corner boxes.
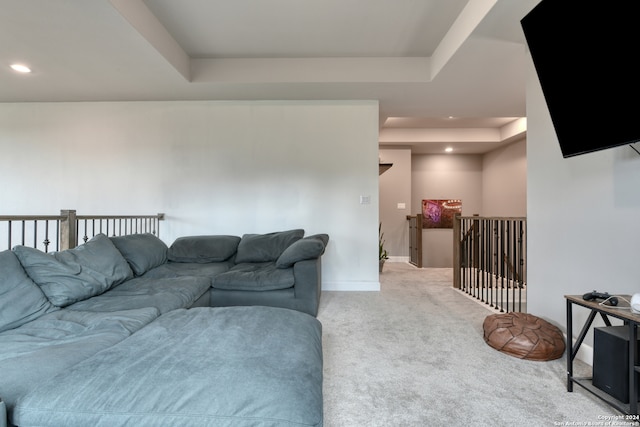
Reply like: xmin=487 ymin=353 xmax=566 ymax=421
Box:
xmin=212 ymin=262 xmax=295 ymax=291
xmin=168 ymin=235 xmax=240 ymax=263
xmin=12 ymin=306 xmax=323 ymax=427
xmin=13 ymin=234 xmax=134 ymax=307
xmin=142 ymin=261 xmax=231 ymax=280
xmin=0 ymin=308 xmax=159 ymax=414
xmin=0 ymin=250 xmax=58 ymax=333
xmin=110 ymin=233 xmax=168 ymax=276
xmin=66 ymin=276 xmax=211 ymax=314
xmin=234 ymin=229 xmax=304 ymax=263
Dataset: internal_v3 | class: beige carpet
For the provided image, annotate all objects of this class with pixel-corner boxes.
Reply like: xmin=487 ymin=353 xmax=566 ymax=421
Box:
xmin=317 ymin=262 xmax=616 ymax=427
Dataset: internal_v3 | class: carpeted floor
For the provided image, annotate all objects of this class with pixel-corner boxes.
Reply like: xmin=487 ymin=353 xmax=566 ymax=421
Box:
xmin=317 ymin=262 xmax=618 ymax=426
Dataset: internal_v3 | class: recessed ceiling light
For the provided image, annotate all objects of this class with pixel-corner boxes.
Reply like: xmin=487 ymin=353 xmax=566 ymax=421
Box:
xmin=10 ymin=64 xmax=31 ymax=73
xmin=445 ymin=147 xmax=453 ymax=153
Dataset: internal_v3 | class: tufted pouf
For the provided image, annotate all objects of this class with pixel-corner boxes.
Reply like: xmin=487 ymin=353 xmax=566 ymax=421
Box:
xmin=483 ymin=312 xmax=566 ymax=361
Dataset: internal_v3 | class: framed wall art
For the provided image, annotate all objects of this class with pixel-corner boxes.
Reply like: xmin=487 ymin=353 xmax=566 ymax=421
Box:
xmin=422 ymin=199 xmax=462 ymax=229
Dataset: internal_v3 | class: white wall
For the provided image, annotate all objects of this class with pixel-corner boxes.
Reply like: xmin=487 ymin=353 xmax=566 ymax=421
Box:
xmin=0 ymin=100 xmax=381 ymax=291
xmin=526 ymin=56 xmax=640 ymax=343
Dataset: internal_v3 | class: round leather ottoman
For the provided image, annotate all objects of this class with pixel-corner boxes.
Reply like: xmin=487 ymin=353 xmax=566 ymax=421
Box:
xmin=483 ymin=312 xmax=565 ymax=361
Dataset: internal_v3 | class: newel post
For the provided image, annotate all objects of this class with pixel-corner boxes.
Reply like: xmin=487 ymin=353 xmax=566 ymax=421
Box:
xmin=60 ymin=209 xmax=77 ymax=250
xmin=452 ymin=213 xmax=461 ymax=289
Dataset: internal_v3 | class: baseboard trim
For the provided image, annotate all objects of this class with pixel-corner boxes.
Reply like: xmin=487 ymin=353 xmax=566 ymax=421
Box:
xmin=322 ymin=281 xmax=380 ymax=291
xmin=388 ymin=256 xmax=409 ymax=263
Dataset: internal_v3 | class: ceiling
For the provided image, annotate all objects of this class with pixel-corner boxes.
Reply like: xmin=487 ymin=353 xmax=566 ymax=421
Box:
xmin=0 ymin=0 xmax=540 ymax=154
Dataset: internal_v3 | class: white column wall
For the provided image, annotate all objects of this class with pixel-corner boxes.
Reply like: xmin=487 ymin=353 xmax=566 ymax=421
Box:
xmin=526 ymin=55 xmax=640 ymax=343
xmin=482 ymin=138 xmax=527 ymax=217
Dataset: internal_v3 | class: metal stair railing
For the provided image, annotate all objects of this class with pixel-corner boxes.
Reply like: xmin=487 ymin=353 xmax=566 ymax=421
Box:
xmin=453 ymin=213 xmax=527 ymax=313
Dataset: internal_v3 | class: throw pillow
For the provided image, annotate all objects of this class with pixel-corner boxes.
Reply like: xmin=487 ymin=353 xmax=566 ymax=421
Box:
xmin=235 ymin=229 xmax=304 ymax=263
xmin=13 ymin=234 xmax=133 ymax=307
xmin=276 ymin=234 xmax=329 ymax=268
xmin=168 ymin=235 xmax=241 ymax=263
xmin=110 ymin=233 xmax=168 ymax=276
xmin=0 ymin=250 xmax=58 ymax=332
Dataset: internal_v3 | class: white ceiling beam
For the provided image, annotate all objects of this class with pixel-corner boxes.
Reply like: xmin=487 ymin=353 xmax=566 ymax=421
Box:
xmin=379 ymin=118 xmax=527 ymax=146
xmin=500 ymin=117 xmax=527 ymax=141
xmin=430 ymin=0 xmax=498 ymax=79
xmin=109 ymin=0 xmax=191 ymax=81
xmin=379 ymin=128 xmax=501 ymax=143
xmin=191 ymin=57 xmax=431 ymax=83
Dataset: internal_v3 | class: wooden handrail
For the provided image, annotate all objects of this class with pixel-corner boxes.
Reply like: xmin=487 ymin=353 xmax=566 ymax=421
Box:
xmin=457 ymin=215 xmax=526 ymax=221
xmin=0 ymin=215 xmax=64 ymax=221
xmin=75 ymin=213 xmax=166 ymax=220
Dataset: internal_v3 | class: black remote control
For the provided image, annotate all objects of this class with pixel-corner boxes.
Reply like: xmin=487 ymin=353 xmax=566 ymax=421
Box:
xmin=583 ymin=291 xmax=618 ymax=306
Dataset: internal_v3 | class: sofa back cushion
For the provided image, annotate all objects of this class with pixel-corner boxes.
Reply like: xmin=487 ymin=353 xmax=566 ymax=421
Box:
xmin=168 ymin=235 xmax=241 ymax=263
xmin=110 ymin=233 xmax=168 ymax=276
xmin=275 ymin=234 xmax=329 ymax=268
xmin=12 ymin=234 xmax=133 ymax=307
xmin=234 ymin=229 xmax=304 ymax=263
xmin=0 ymin=250 xmax=59 ymax=332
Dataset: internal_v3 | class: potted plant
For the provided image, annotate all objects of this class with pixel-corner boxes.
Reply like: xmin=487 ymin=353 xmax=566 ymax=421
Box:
xmin=379 ymin=223 xmax=389 ymax=272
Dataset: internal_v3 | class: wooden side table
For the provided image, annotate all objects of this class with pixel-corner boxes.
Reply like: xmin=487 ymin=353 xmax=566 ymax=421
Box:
xmin=566 ymin=294 xmax=640 ymax=417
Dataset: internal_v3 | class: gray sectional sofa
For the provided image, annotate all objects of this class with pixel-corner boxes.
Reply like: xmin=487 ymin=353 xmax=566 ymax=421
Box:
xmin=0 ymin=229 xmax=328 ymax=427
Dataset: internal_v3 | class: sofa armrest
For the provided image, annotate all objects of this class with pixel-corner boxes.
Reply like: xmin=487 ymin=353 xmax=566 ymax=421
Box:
xmin=293 ymin=258 xmax=322 ymax=317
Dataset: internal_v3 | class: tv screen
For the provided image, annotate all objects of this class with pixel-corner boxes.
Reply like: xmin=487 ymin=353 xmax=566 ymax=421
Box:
xmin=521 ymin=1 xmax=640 ymax=158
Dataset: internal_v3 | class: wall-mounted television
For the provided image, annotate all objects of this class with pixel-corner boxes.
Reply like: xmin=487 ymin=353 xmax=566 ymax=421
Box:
xmin=521 ymin=1 xmax=640 ymax=158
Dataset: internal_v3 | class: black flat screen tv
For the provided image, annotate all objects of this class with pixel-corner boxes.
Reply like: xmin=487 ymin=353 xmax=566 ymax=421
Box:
xmin=521 ymin=1 xmax=640 ymax=158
